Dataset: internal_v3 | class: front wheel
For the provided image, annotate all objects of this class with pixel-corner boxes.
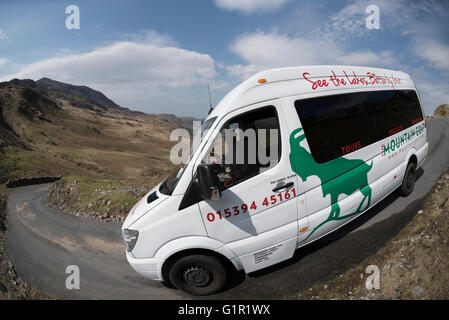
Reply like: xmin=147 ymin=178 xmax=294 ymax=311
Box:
xmin=398 ymin=162 xmax=416 ymax=197
xmin=168 ymin=254 xmax=228 ymax=296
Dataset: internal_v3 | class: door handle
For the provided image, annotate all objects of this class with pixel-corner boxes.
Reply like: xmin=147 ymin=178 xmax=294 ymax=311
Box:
xmin=272 ymin=182 xmax=294 ymax=192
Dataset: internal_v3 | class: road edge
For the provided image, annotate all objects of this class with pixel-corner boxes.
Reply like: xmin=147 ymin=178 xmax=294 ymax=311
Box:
xmin=0 ymin=184 xmax=55 ymax=300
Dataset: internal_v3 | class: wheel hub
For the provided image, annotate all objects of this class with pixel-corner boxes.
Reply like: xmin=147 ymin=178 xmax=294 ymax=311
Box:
xmin=183 ymin=265 xmax=212 ymax=287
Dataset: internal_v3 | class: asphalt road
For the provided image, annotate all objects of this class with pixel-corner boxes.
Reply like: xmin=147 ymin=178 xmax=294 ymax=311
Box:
xmin=6 ymin=118 xmax=449 ymax=300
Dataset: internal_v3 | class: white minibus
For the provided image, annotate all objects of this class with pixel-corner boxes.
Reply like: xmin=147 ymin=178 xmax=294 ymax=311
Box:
xmin=122 ymin=66 xmax=428 ymax=295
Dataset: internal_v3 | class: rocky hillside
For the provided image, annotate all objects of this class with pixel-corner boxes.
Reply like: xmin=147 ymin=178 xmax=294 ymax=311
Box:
xmin=47 ymin=175 xmax=149 ymax=223
xmin=0 ymin=78 xmax=193 ymax=183
xmin=36 ymin=77 xmax=122 ymax=112
xmin=434 ymin=104 xmax=449 ymax=118
xmin=293 ymin=171 xmax=449 ymax=300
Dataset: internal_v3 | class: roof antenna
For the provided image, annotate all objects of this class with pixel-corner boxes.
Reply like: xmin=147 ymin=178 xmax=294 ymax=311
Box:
xmin=207 ymin=83 xmax=214 ymax=114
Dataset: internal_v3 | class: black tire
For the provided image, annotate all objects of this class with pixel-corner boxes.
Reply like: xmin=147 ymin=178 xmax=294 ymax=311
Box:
xmin=168 ymin=254 xmax=227 ymax=296
xmin=161 ymin=280 xmax=176 ymax=289
xmin=398 ymin=162 xmax=416 ymax=197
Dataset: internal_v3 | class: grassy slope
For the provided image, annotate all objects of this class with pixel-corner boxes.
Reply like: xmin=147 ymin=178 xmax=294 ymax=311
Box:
xmin=293 ymin=170 xmax=449 ymax=300
xmin=0 ymin=85 xmax=183 ymax=182
xmin=46 ymin=175 xmax=155 ymax=222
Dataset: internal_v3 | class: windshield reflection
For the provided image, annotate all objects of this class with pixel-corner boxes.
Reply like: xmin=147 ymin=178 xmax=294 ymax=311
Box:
xmin=161 ymin=116 xmax=217 ymax=195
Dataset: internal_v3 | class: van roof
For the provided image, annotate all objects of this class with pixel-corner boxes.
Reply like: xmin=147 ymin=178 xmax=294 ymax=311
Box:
xmin=209 ymin=65 xmax=414 ymax=118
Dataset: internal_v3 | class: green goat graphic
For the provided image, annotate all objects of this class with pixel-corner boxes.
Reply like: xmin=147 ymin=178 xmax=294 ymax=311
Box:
xmin=289 ymin=128 xmax=373 ymax=242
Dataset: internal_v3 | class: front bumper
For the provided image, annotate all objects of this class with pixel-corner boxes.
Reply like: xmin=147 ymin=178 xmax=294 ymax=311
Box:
xmin=126 ymin=251 xmax=164 ymax=281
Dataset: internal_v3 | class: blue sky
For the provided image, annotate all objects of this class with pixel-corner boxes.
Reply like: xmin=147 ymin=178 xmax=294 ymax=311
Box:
xmin=0 ymin=0 xmax=448 ymax=117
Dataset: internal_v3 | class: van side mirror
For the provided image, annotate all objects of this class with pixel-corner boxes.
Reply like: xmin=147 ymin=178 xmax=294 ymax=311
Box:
xmin=197 ymin=164 xmax=221 ymax=201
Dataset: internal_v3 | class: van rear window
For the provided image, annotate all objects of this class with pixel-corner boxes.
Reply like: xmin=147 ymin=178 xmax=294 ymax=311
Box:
xmin=294 ymin=90 xmax=423 ymax=163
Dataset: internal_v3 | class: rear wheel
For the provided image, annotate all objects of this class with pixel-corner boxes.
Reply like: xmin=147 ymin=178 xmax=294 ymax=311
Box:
xmin=398 ymin=162 xmax=416 ymax=197
xmin=168 ymin=254 xmax=227 ymax=296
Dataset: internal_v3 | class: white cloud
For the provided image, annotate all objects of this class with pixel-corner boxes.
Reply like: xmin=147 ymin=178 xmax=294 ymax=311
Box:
xmin=226 ymin=64 xmax=259 ymax=80
xmin=0 ymin=58 xmax=8 ymax=66
xmin=287 ymin=0 xmax=390 ymax=45
xmin=231 ymin=32 xmax=341 ymax=67
xmin=336 ymin=50 xmax=398 ymax=67
xmin=413 ymin=39 xmax=449 ymax=72
xmin=0 ymin=32 xmax=218 ymax=115
xmin=416 ymin=81 xmax=449 ymax=115
xmin=318 ymin=0 xmax=368 ymax=43
xmin=2 ymin=41 xmax=215 ymax=87
xmin=121 ymin=29 xmax=177 ymax=47
xmin=0 ymin=29 xmax=8 ymax=41
xmin=402 ymin=64 xmax=449 ymax=115
xmin=213 ymin=0 xmax=289 ymax=15
xmin=227 ymin=31 xmax=398 ymax=79
xmin=307 ymin=0 xmax=445 ymax=45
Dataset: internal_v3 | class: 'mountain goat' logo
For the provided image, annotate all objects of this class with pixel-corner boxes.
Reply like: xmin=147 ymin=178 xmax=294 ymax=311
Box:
xmin=289 ymin=128 xmax=373 ymax=242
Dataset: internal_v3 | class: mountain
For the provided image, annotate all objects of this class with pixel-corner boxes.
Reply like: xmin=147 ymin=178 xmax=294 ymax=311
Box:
xmin=0 ymin=78 xmax=193 ymax=183
xmin=36 ymin=78 xmax=122 ymax=112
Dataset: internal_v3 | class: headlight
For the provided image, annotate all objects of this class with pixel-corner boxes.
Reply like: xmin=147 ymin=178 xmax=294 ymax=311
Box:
xmin=122 ymin=229 xmax=139 ymax=252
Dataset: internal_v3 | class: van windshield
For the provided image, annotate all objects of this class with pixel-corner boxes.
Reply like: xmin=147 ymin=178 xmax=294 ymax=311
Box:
xmin=160 ymin=116 xmax=217 ymax=195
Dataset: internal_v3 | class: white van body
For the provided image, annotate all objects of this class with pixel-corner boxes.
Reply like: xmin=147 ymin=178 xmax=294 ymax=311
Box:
xmin=122 ymin=65 xmax=428 ymax=293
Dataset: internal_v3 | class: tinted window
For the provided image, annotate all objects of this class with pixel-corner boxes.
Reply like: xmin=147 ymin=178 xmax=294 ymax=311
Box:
xmin=370 ymin=90 xmax=423 ymax=138
xmin=295 ymin=90 xmax=423 ymax=163
xmin=295 ymin=93 xmax=378 ymax=163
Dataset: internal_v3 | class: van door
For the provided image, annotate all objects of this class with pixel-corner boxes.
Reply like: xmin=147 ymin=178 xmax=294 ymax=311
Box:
xmin=196 ymin=100 xmax=299 ymax=273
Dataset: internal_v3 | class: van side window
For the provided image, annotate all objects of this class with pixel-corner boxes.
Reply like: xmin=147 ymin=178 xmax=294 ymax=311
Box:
xmin=294 ymin=93 xmax=377 ymax=163
xmin=369 ymin=90 xmax=423 ymax=139
xmin=204 ymin=106 xmax=281 ymax=191
xmin=294 ymin=90 xmax=423 ymax=164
